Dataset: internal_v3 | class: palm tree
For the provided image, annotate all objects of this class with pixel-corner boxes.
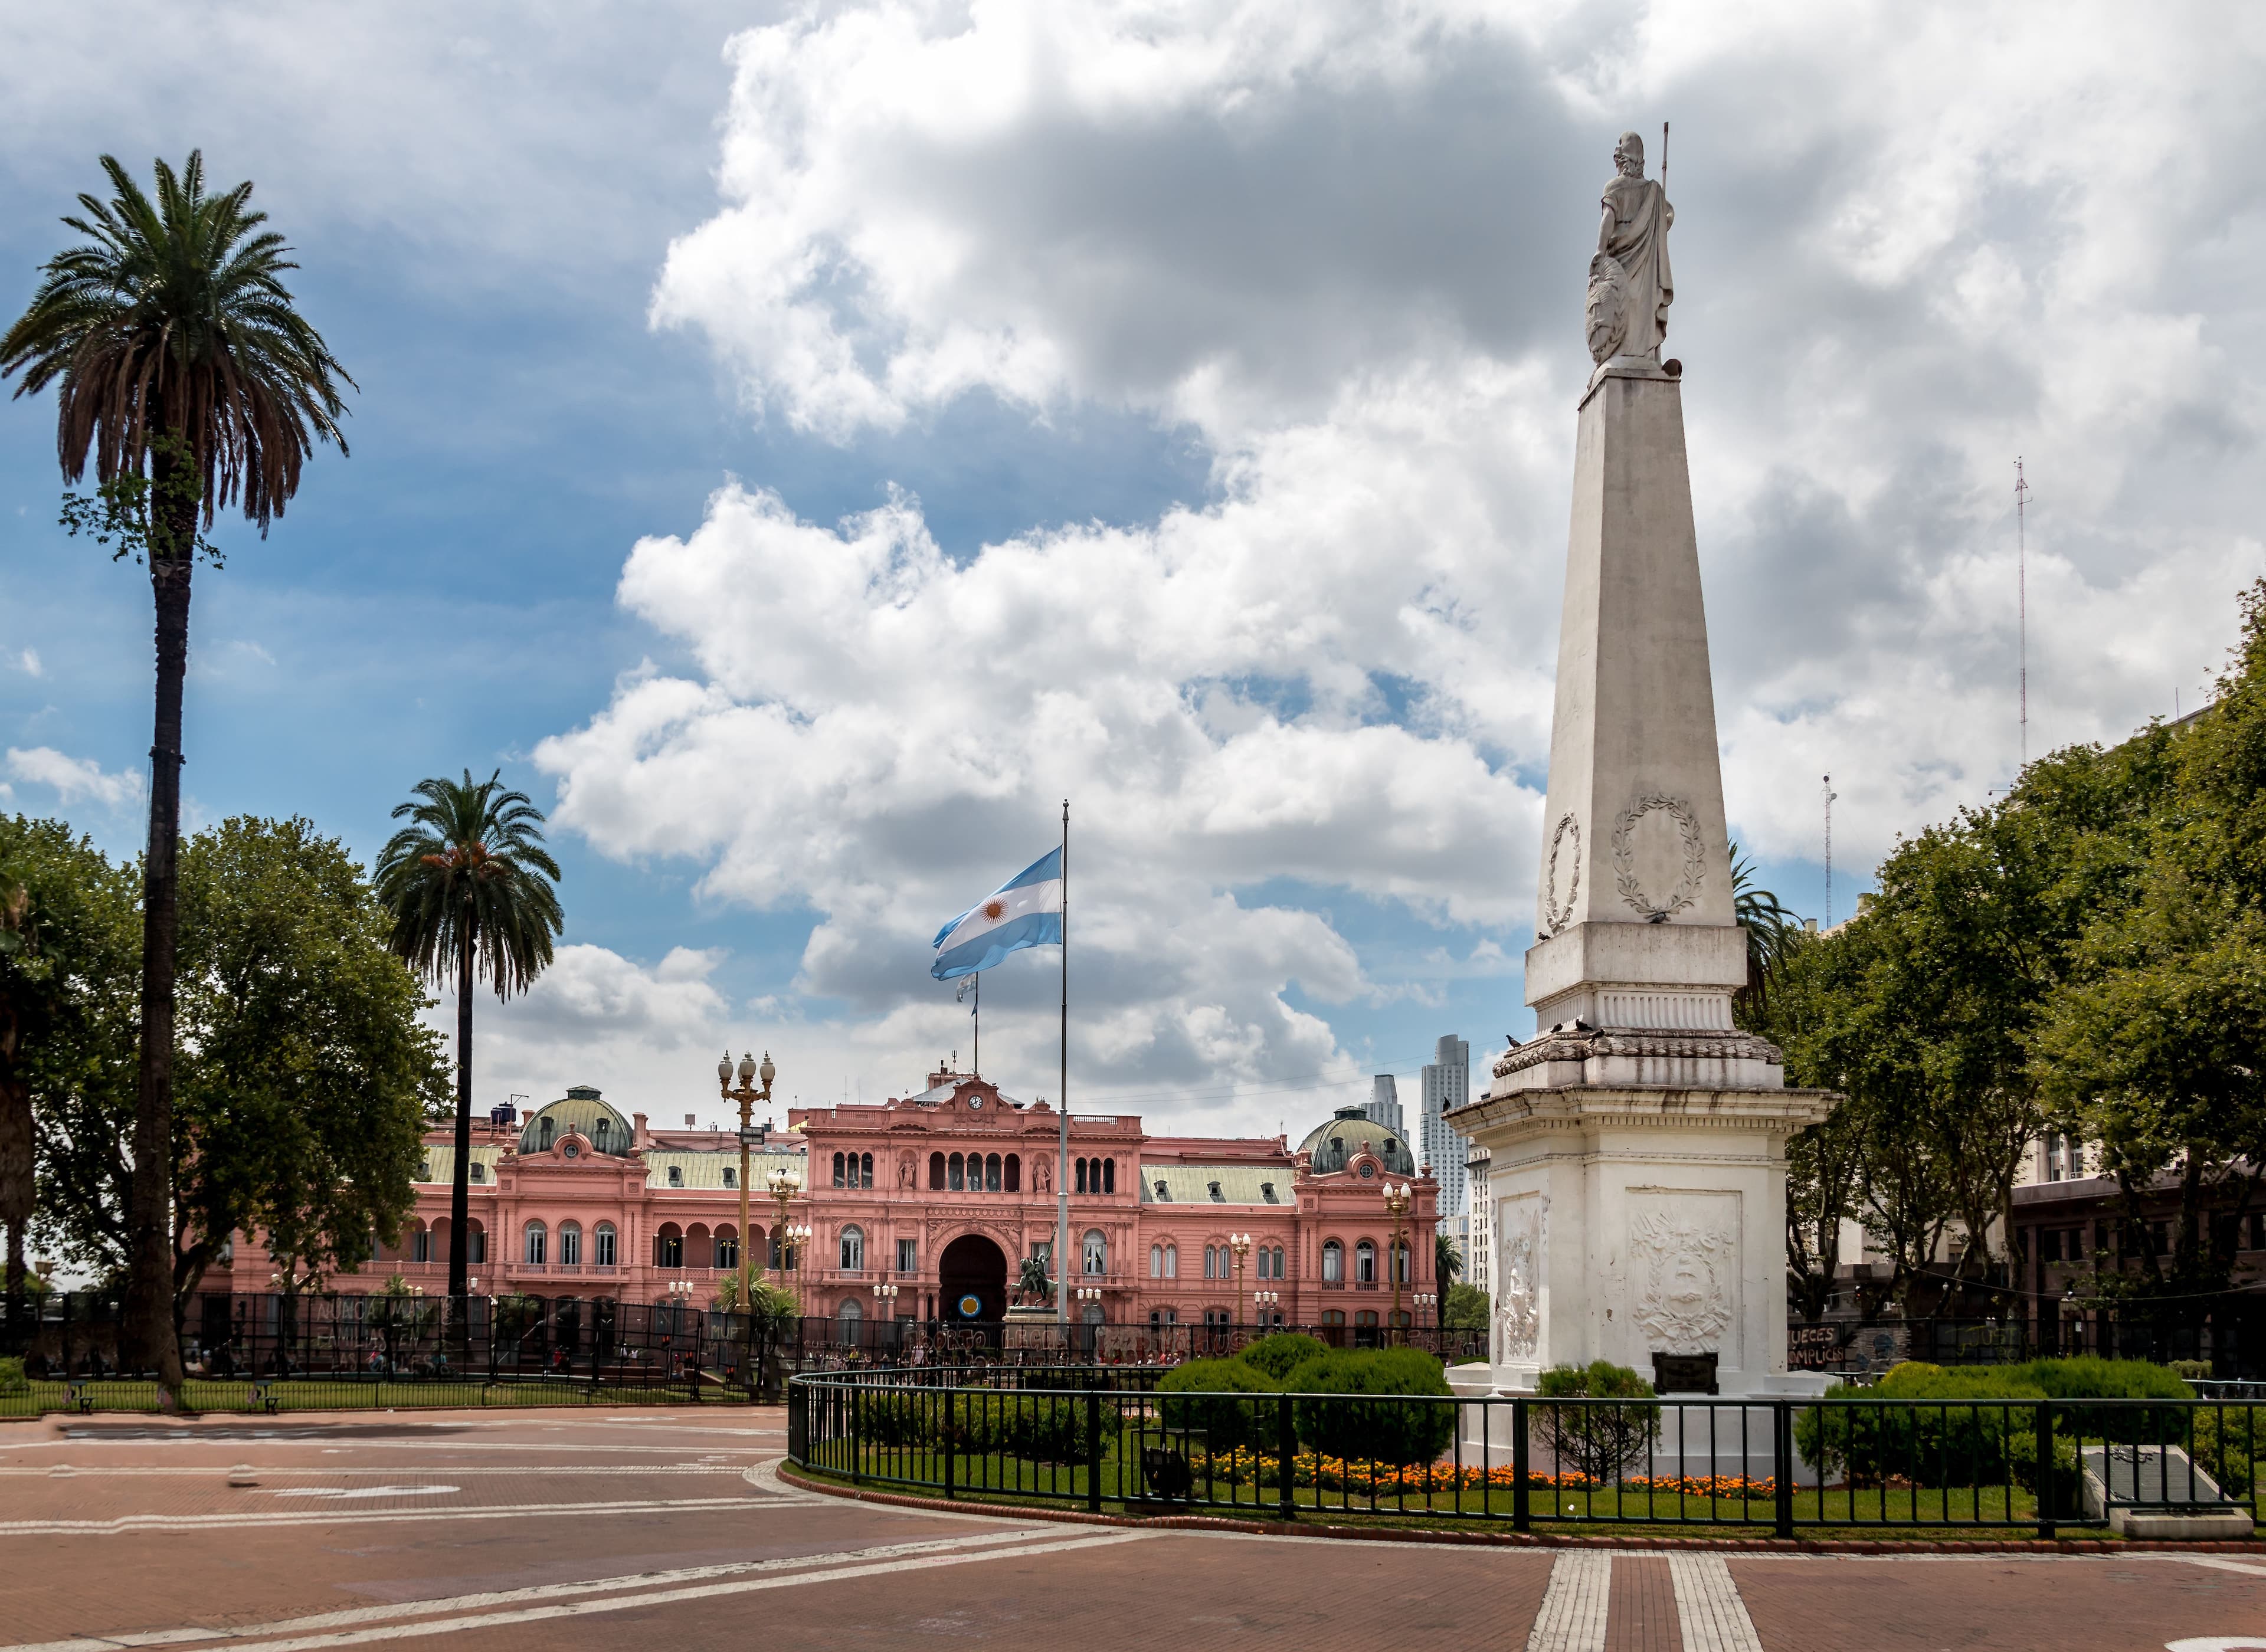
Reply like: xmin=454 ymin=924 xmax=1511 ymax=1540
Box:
xmin=1730 ymin=841 xmax=1805 ymax=1021
xmin=2 ymin=153 xmax=352 ymax=1382
xmin=375 ymin=772 xmax=563 ymax=1304
xmin=1435 ymin=1232 xmax=1462 ymax=1331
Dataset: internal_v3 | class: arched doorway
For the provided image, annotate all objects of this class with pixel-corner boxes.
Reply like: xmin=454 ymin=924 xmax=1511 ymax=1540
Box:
xmin=938 ymin=1233 xmax=1007 ymax=1323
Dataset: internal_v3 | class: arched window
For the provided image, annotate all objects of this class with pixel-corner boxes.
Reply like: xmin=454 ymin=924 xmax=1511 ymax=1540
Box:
xmin=1394 ymin=1241 xmax=1410 ymax=1283
xmin=469 ymin=1162 xmax=486 ymax=1184
xmin=467 ymin=1222 xmax=487 ymax=1264
xmin=860 ymin=1152 xmax=874 ymax=1188
xmin=524 ymin=1221 xmax=547 ymax=1265
xmin=929 ymin=1152 xmax=946 ymax=1190
xmin=716 ymin=1233 xmax=738 ymax=1268
xmin=1082 ymin=1230 xmax=1108 ymax=1276
xmin=832 ymin=1152 xmax=846 ymax=1188
xmin=840 ymin=1225 xmax=865 ymax=1270
xmin=1203 ymin=1245 xmax=1217 ymax=1280
xmin=1082 ymin=1302 xmax=1105 ymax=1326
xmin=948 ymin=1152 xmax=965 ymax=1191
xmin=722 ymin=1166 xmax=736 ymax=1188
xmin=1103 ymin=1159 xmax=1116 ymax=1194
xmin=1322 ymin=1240 xmax=1344 ymax=1282
xmin=1075 ymin=1158 xmax=1088 ymax=1194
xmin=1164 ymin=1244 xmax=1178 ymax=1279
xmin=657 ymin=1225 xmax=683 ymax=1268
xmin=410 ymin=1225 xmax=431 ymax=1264
xmin=1356 ymin=1240 xmax=1377 ymax=1284
xmin=594 ymin=1115 xmax=611 ymax=1147
xmin=558 ymin=1222 xmax=581 ymax=1266
xmin=1150 ymin=1243 xmax=1164 ymax=1278
xmin=667 ymin=1165 xmax=683 ymax=1188
xmin=985 ymin=1153 xmax=1002 ymax=1192
xmin=594 ymin=1223 xmax=617 ymax=1267
xmin=1004 ymin=1153 xmax=1021 ymax=1192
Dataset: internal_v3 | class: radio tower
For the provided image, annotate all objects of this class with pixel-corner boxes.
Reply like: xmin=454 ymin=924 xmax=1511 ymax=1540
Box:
xmin=2016 ymin=457 xmax=2029 ymax=771
xmin=1823 ymin=773 xmax=1837 ymax=929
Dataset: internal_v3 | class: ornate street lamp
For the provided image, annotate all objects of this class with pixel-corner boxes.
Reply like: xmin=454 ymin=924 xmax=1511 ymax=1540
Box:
xmin=1228 ymin=1232 xmax=1252 ymax=1328
xmin=1382 ymin=1181 xmax=1413 ymax=1344
xmin=719 ymin=1050 xmax=777 ymax=1316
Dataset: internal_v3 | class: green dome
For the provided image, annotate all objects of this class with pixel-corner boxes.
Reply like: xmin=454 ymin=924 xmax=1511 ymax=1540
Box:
xmin=519 ymin=1086 xmax=633 ymax=1156
xmin=1297 ymin=1106 xmax=1417 ymax=1176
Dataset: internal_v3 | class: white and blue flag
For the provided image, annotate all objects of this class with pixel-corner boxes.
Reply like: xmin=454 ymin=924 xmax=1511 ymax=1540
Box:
xmin=931 ymin=848 xmax=1063 ymax=981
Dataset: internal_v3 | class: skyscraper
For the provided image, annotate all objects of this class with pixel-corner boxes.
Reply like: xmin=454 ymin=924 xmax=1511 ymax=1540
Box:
xmin=1419 ymin=1034 xmax=1471 ymax=1218
xmin=1362 ymin=1074 xmax=1404 ymax=1136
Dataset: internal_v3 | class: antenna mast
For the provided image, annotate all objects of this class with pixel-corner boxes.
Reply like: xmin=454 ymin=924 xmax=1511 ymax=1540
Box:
xmin=1823 ymin=775 xmax=1838 ymax=929
xmin=2016 ymin=457 xmax=2029 ymax=770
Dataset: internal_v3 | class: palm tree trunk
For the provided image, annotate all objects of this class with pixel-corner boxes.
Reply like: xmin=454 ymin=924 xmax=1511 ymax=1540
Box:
xmin=448 ymin=926 xmax=473 ymax=1306
xmin=122 ymin=548 xmax=191 ymax=1391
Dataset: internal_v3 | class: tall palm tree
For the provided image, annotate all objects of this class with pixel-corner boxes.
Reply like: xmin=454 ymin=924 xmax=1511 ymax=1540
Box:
xmin=1435 ymin=1232 xmax=1462 ymax=1331
xmin=2 ymin=153 xmax=352 ymax=1382
xmin=375 ymin=772 xmax=563 ymax=1303
xmin=1730 ymin=841 xmax=1805 ymax=1021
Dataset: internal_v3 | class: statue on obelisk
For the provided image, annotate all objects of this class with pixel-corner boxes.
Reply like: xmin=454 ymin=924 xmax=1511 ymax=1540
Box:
xmin=1585 ymin=130 xmax=1674 ymax=366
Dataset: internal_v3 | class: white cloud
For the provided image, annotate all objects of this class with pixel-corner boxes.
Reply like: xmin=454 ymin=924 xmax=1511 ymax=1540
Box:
xmin=15 ymin=650 xmax=41 ymax=678
xmin=4 ymin=746 xmax=144 ymax=811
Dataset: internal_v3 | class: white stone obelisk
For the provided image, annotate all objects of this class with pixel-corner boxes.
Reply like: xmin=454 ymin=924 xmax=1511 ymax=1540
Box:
xmin=1451 ymin=132 xmax=1835 ymax=1402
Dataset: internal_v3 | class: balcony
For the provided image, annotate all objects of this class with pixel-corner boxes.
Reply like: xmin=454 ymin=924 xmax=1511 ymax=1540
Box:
xmin=1319 ymin=1279 xmax=1345 ymax=1290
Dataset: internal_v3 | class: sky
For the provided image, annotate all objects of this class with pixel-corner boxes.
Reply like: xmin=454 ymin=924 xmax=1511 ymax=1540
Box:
xmin=4 ymin=2 xmax=2262 ymax=1143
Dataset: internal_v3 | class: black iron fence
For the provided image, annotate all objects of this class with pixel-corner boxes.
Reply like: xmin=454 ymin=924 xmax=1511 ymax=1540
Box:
xmin=787 ymin=1366 xmax=2266 ymax=1538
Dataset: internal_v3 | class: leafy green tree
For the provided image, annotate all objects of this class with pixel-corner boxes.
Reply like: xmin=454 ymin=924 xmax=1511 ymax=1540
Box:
xmin=375 ymin=771 xmax=563 ymax=1303
xmin=0 ymin=819 xmax=140 ymax=1332
xmin=31 ymin=820 xmax=446 ymax=1318
xmin=1442 ymin=1281 xmax=1489 ymax=1332
xmin=2 ymin=153 xmax=352 ymax=1382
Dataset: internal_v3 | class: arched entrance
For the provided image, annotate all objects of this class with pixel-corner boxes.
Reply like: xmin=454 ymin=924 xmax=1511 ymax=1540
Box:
xmin=938 ymin=1233 xmax=1008 ymax=1323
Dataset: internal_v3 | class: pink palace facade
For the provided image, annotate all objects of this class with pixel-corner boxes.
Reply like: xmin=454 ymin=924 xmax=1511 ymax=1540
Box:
xmin=217 ymin=1067 xmax=1445 ymax=1330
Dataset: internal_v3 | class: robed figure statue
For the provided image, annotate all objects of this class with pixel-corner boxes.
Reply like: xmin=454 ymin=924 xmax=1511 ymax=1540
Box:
xmin=1586 ymin=130 xmax=1674 ymax=365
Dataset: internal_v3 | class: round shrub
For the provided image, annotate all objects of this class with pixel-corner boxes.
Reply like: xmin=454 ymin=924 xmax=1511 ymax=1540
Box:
xmin=1235 ymin=1332 xmax=1327 ymax=1382
xmin=1158 ymin=1358 xmax=1278 ymax=1452
xmin=1286 ymin=1348 xmax=1453 ymax=1467
xmin=1534 ymin=1360 xmax=1660 ymax=1482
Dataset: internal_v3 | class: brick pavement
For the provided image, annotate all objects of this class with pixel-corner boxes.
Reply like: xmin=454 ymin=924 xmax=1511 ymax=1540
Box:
xmin=2 ymin=1408 xmax=2262 ymax=1651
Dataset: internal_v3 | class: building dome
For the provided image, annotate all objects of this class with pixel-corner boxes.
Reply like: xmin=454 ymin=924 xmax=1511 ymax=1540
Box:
xmin=1298 ymin=1105 xmax=1417 ymax=1176
xmin=519 ymin=1086 xmax=633 ymax=1156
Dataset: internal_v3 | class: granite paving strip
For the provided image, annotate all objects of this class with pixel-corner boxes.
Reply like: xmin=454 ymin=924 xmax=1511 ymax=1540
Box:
xmin=1665 ymin=1556 xmax=1760 ymax=1652
xmin=1528 ymin=1552 xmax=1613 ymax=1651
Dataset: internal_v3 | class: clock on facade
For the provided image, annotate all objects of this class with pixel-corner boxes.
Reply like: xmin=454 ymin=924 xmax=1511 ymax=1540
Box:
xmin=967 ymin=1096 xmax=983 ymax=1109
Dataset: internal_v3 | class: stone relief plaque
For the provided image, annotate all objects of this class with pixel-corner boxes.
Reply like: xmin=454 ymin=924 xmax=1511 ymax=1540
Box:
xmin=1543 ymin=813 xmax=1581 ymax=935
xmin=1626 ymin=1191 xmax=1737 ymax=1358
xmin=1495 ymin=1194 xmax=1547 ymax=1362
xmin=1610 ymin=794 xmax=1705 ymax=921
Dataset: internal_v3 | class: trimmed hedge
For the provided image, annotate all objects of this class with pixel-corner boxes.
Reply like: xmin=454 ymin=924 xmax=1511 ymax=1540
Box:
xmin=1284 ymin=1348 xmax=1454 ymax=1467
xmin=1158 ymin=1358 xmax=1279 ymax=1452
xmin=853 ymin=1388 xmax=1118 ymax=1462
xmin=1534 ymin=1360 xmax=1661 ymax=1481
xmin=1234 ymin=1333 xmax=1327 ymax=1382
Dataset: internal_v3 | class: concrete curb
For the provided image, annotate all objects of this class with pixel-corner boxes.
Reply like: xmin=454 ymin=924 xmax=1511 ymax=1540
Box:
xmin=775 ymin=1465 xmax=2266 ymax=1555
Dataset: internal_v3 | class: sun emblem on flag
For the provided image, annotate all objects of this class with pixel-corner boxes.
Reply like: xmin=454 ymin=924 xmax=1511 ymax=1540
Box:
xmin=983 ymin=899 xmax=1007 ymax=921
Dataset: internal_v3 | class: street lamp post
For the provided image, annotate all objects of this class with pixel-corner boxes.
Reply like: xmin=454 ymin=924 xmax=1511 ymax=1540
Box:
xmin=1253 ymin=1289 xmax=1278 ymax=1328
xmin=718 ymin=1050 xmax=778 ymax=1316
xmin=1383 ymin=1181 xmax=1412 ymax=1345
xmin=1228 ymin=1233 xmax=1252 ymax=1330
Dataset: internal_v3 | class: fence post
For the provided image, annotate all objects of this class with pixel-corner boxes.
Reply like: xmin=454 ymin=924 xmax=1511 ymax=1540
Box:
xmin=1086 ymin=1385 xmax=1103 ymax=1514
xmin=1277 ymin=1389 xmax=1296 ymax=1523
xmin=1512 ymin=1398 xmax=1531 ymax=1533
xmin=1772 ymin=1401 xmax=1795 ymax=1539
xmin=2034 ymin=1400 xmax=2055 ymax=1540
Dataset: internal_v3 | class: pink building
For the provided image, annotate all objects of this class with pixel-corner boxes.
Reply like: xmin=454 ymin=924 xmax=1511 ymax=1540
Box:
xmin=215 ymin=1068 xmax=1443 ymax=1332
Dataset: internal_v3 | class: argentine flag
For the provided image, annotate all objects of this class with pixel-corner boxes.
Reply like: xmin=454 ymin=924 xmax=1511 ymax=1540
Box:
xmin=931 ymin=848 xmax=1063 ymax=981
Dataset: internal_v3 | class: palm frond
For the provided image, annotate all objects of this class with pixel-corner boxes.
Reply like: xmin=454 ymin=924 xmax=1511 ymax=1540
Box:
xmin=374 ymin=769 xmax=564 ymax=1001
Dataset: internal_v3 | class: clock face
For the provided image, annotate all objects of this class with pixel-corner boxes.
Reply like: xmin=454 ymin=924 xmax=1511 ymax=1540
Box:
xmin=967 ymin=1096 xmax=983 ymax=1109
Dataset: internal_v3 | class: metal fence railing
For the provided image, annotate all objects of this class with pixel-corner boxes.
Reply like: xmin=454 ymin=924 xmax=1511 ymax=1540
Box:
xmin=787 ymin=1366 xmax=2266 ymax=1538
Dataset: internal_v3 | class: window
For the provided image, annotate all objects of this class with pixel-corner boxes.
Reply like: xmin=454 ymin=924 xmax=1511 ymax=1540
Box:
xmin=2041 ymin=1228 xmax=2063 ymax=1263
xmin=595 ymin=1223 xmax=617 ymax=1267
xmin=559 ymin=1222 xmax=582 ymax=1266
xmin=1103 ymin=1159 xmax=1116 ymax=1194
xmin=411 ymin=1227 xmax=432 ymax=1264
xmin=840 ymin=1225 xmax=865 ymax=1270
xmin=1394 ymin=1241 xmax=1410 ymax=1284
xmin=539 ymin=1117 xmax=555 ymax=1150
xmin=2043 ymin=1134 xmax=2063 ymax=1183
xmin=468 ymin=1225 xmax=487 ymax=1264
xmin=833 ymin=1152 xmax=846 ymax=1188
xmin=1357 ymin=1240 xmax=1377 ymax=1283
xmin=1203 ymin=1245 xmax=1217 ymax=1279
xmin=898 ymin=1238 xmax=918 ymax=1273
xmin=929 ymin=1152 xmax=946 ymax=1190
xmin=470 ymin=1162 xmax=487 ymax=1184
xmin=722 ymin=1166 xmax=736 ymax=1188
xmin=657 ymin=1227 xmax=683 ymax=1268
xmin=1151 ymin=1243 xmax=1164 ymax=1278
xmin=594 ymin=1116 xmax=611 ymax=1146
xmin=1322 ymin=1240 xmax=1344 ymax=1282
xmin=1207 ymin=1181 xmax=1224 ymax=1203
xmin=1082 ymin=1230 xmax=1108 ymax=1276
xmin=1082 ymin=1303 xmax=1105 ymax=1326
xmin=837 ymin=1296 xmax=863 ymax=1321
xmin=985 ymin=1152 xmax=1002 ymax=1192
xmin=716 ymin=1235 xmax=738 ymax=1268
xmin=667 ymin=1165 xmax=683 ymax=1188
xmin=1260 ymin=1181 xmax=1278 ymax=1204
xmin=949 ymin=1152 xmax=966 ymax=1191
xmin=1075 ymin=1158 xmax=1088 ymax=1195
xmin=1271 ymin=1245 xmax=1285 ymax=1279
xmin=1204 ymin=1307 xmax=1230 ymax=1328
xmin=1150 ymin=1307 xmax=1177 ymax=1326
xmin=417 ymin=1158 xmax=431 ymax=1182
xmin=861 ymin=1152 xmax=875 ymax=1188
xmin=1321 ymin=1309 xmax=1345 ymax=1327
xmin=1356 ymin=1310 xmax=1378 ymax=1329
xmin=524 ymin=1222 xmax=547 ymax=1265
xmin=1152 ymin=1179 xmax=1171 ymax=1201
xmin=1005 ymin=1153 xmax=1021 ymax=1192
xmin=1164 ymin=1244 xmax=1178 ymax=1279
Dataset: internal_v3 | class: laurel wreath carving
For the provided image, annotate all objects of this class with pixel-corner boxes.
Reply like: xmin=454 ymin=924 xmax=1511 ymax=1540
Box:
xmin=1543 ymin=813 xmax=1581 ymax=935
xmin=1611 ymin=794 xmax=1706 ymax=920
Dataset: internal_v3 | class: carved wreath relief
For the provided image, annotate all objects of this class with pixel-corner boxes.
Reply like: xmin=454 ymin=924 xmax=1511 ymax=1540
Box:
xmin=1611 ymin=794 xmax=1706 ymax=921
xmin=1629 ymin=1208 xmax=1734 ymax=1352
xmin=1543 ymin=814 xmax=1581 ymax=935
xmin=1495 ymin=1196 xmax=1547 ymax=1362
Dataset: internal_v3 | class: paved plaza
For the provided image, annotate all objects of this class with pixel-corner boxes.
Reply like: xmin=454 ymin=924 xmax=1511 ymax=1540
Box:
xmin=1 ymin=1408 xmax=2262 ymax=1651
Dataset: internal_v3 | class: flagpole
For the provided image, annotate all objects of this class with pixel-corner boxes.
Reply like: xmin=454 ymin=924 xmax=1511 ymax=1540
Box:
xmin=972 ymin=971 xmax=979 ymax=1076
xmin=1056 ymin=797 xmax=1069 ymax=1327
